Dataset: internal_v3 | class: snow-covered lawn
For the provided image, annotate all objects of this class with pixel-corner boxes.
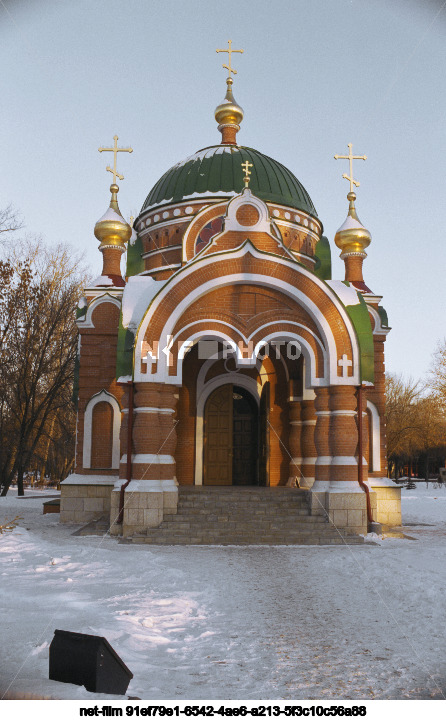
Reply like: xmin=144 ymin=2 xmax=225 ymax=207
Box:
xmin=0 ymin=485 xmax=445 ymax=701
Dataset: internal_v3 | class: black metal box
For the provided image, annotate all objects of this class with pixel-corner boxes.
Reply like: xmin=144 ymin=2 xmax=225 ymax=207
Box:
xmin=49 ymin=629 xmax=133 ymax=695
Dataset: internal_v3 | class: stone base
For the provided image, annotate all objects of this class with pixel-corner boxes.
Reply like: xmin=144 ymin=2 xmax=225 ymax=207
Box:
xmin=113 ymin=479 xmax=178 ymax=537
xmin=365 ymin=477 xmax=402 ymax=527
xmin=310 ymin=482 xmax=369 ymax=535
xmin=60 ymin=474 xmax=117 ymax=524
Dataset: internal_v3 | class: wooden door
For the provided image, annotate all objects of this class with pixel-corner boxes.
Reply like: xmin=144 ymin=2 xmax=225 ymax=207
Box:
xmin=259 ymin=382 xmax=270 ymax=486
xmin=204 ymin=384 xmax=233 ymax=485
xmin=232 ymin=388 xmax=258 ymax=485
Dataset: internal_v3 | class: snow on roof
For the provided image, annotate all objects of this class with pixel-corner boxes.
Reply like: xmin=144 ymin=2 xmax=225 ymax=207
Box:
xmin=142 ymin=189 xmax=236 ymax=213
xmin=326 ymin=280 xmax=361 ymax=307
xmin=90 ymin=275 xmax=115 ymax=287
xmin=129 ymin=227 xmax=138 ymax=246
xmin=121 ymin=275 xmax=166 ymax=331
xmin=96 ymin=207 xmax=128 ymax=225
xmin=336 ymin=214 xmax=365 ymax=232
xmin=170 ymin=145 xmax=235 ymax=169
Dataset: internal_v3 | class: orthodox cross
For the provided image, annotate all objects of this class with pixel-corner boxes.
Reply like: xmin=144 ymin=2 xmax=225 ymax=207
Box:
xmin=241 ymin=160 xmax=253 ymax=188
xmin=216 ymin=40 xmax=244 ymax=79
xmin=338 ymin=353 xmax=353 ymax=378
xmin=98 ymin=134 xmax=133 ymax=184
xmin=334 ymin=143 xmax=367 ymax=193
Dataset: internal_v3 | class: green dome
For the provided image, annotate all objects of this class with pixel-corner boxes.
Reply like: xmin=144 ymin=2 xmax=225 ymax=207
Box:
xmin=141 ymin=145 xmax=318 ymax=218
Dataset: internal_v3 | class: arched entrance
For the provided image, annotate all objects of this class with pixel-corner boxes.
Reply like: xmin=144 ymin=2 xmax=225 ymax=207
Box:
xmin=203 ymin=384 xmax=259 ymax=486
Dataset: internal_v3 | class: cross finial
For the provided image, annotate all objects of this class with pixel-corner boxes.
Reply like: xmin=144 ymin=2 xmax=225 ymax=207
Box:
xmin=98 ymin=134 xmax=133 ymax=185
xmin=334 ymin=143 xmax=367 ymax=194
xmin=216 ymin=40 xmax=244 ymax=81
xmin=241 ymin=160 xmax=253 ymax=188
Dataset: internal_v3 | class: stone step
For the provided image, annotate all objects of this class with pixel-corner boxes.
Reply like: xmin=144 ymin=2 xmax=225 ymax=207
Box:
xmin=131 ymin=534 xmax=364 ymax=546
xmin=166 ymin=511 xmax=315 ymax=519
xmin=125 ymin=486 xmax=365 ymax=546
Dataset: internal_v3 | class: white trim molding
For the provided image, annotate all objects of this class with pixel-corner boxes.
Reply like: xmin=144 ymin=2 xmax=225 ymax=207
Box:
xmin=367 ymin=400 xmax=381 ymax=472
xmin=83 ymin=390 xmax=121 ymax=469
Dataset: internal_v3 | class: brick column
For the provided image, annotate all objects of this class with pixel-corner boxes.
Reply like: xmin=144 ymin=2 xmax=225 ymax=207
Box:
xmin=300 ymin=399 xmax=317 ymax=489
xmin=310 ymin=388 xmax=330 ymax=513
xmin=288 ymin=400 xmax=305 ymax=487
xmin=118 ymin=381 xmax=179 ymax=536
xmin=328 ymin=385 xmax=358 ymax=486
xmin=120 ymin=382 xmax=178 ymax=481
xmin=326 ymin=385 xmax=367 ymax=534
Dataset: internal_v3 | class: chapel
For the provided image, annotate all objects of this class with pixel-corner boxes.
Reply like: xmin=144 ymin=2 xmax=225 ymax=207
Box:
xmin=60 ymin=49 xmax=402 ymax=541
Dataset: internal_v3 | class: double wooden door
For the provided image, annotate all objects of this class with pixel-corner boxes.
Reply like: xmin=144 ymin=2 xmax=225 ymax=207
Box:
xmin=203 ymin=384 xmax=259 ymax=486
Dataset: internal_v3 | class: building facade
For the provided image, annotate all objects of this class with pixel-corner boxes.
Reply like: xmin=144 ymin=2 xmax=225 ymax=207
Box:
xmin=61 ymin=77 xmax=402 ymax=539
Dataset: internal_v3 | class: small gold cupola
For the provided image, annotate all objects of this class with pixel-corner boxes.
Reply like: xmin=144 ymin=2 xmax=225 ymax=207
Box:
xmin=94 ymin=184 xmax=132 ymax=251
xmin=93 ymin=136 xmax=133 ymax=286
xmin=215 ymin=40 xmax=244 ymax=144
xmin=334 ymin=143 xmax=371 ymax=285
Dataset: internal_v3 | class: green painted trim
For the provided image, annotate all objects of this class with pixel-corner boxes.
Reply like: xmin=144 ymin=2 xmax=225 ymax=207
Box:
xmin=313 ymin=235 xmax=332 ymax=280
xmin=377 ymin=305 xmax=389 ymax=328
xmin=126 ymin=234 xmax=145 ymax=278
xmin=76 ymin=305 xmax=87 ymax=320
xmin=116 ymin=313 xmax=135 ymax=379
xmin=341 ymin=287 xmax=375 ymax=385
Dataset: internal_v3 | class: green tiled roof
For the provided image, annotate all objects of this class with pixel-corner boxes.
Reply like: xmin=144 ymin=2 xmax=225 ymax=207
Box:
xmin=141 ymin=145 xmax=318 ymax=217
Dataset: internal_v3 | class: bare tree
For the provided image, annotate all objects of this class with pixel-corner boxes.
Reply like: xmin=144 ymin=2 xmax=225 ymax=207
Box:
xmin=0 ymin=205 xmax=23 ymax=240
xmin=0 ymin=238 xmax=87 ymax=496
xmin=430 ymin=339 xmax=446 ymax=405
xmin=385 ymin=374 xmax=422 ymax=461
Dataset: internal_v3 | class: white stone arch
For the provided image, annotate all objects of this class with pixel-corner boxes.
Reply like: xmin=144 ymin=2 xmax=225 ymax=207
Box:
xmin=195 ymin=371 xmax=260 ymax=486
xmin=134 ymin=245 xmax=361 ymax=385
xmin=83 ymin=390 xmax=121 ymax=469
xmin=253 ymin=329 xmax=326 ymax=388
xmin=80 ymin=294 xmax=121 ymax=329
xmin=367 ymin=305 xmax=391 ymax=336
xmin=367 ymin=400 xmax=381 ymax=472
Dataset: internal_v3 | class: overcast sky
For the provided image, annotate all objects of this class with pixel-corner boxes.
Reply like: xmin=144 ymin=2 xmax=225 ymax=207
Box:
xmin=1 ymin=0 xmax=445 ymax=381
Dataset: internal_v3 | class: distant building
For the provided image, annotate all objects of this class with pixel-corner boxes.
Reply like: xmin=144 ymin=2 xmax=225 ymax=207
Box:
xmin=61 ymin=72 xmax=401 ymax=540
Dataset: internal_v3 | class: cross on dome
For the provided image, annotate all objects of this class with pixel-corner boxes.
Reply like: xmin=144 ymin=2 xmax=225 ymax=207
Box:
xmin=241 ymin=160 xmax=253 ymax=188
xmin=216 ymin=40 xmax=244 ymax=80
xmin=98 ymin=134 xmax=133 ymax=186
xmin=334 ymin=143 xmax=367 ymax=194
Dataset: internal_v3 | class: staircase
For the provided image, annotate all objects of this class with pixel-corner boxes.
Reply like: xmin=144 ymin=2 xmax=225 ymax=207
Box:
xmin=126 ymin=487 xmax=365 ymax=545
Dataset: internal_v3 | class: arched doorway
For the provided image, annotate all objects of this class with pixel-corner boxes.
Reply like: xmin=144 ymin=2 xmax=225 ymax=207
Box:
xmin=203 ymin=384 xmax=259 ymax=486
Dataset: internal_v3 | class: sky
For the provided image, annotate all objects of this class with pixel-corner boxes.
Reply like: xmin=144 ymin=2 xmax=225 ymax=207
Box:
xmin=0 ymin=0 xmax=445 ymax=381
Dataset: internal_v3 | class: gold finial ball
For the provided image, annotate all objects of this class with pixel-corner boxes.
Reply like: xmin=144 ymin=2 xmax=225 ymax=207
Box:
xmin=94 ymin=207 xmax=131 ymax=248
xmin=110 ymin=183 xmax=119 ymax=194
xmin=334 ymin=214 xmax=371 ymax=255
xmin=215 ymin=79 xmax=244 ymax=127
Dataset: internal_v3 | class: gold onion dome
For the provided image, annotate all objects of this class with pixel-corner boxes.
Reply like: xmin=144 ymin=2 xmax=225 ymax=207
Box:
xmin=94 ymin=184 xmax=132 ymax=250
xmin=334 ymin=191 xmax=371 ymax=256
xmin=214 ymin=78 xmax=244 ymax=129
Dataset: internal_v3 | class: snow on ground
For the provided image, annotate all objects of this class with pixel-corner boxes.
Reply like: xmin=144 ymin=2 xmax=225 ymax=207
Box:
xmin=0 ymin=485 xmax=445 ymax=701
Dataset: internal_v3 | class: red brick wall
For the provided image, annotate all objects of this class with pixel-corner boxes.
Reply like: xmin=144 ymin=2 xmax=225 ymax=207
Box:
xmin=76 ymin=301 xmax=123 ymax=474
